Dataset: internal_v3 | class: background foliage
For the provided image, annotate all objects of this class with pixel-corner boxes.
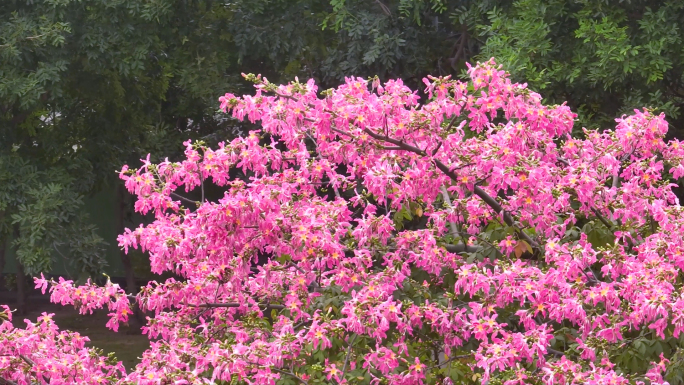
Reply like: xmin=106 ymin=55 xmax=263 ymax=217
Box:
xmin=3 ymin=0 xmax=684 ymax=285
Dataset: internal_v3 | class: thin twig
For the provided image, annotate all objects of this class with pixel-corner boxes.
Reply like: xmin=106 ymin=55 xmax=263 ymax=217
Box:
xmin=591 ymin=208 xmax=614 ymax=232
xmin=186 ymin=302 xmax=285 ymax=309
xmin=374 ymin=0 xmax=391 ymax=15
xmin=440 ymin=185 xmax=459 ymax=237
xmin=612 ymin=171 xmax=620 ymax=189
xmin=18 ymin=354 xmax=49 ymax=384
xmin=429 ymin=353 xmax=472 ymax=369
xmin=293 ymin=319 xmax=313 ymax=330
xmin=0 ymin=33 xmax=48 ymax=49
xmin=444 ymin=115 xmax=459 ymax=133
xmin=270 ymin=368 xmax=309 ymax=385
xmin=305 ymin=131 xmax=341 ymax=198
xmin=433 ymin=158 xmax=540 ymax=249
xmin=547 ymin=347 xmax=565 ymax=357
xmin=19 ymin=355 xmax=35 ymax=366
xmin=201 ymin=176 xmax=205 ymax=203
xmin=171 ymin=192 xmax=198 ymax=206
xmin=341 ymin=334 xmax=357 ymax=377
xmin=444 ymin=243 xmax=480 ymax=253
xmin=289 ymin=263 xmax=320 ymax=287
xmin=242 ymin=82 xmax=541 ymax=256
xmin=431 ymin=141 xmax=443 ymax=156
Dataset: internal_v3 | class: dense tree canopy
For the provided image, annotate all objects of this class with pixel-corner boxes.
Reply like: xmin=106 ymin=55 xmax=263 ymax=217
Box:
xmin=451 ymin=0 xmax=684 ymax=137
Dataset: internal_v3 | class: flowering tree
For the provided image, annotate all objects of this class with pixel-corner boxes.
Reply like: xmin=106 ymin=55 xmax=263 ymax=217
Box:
xmin=3 ymin=59 xmax=684 ymax=384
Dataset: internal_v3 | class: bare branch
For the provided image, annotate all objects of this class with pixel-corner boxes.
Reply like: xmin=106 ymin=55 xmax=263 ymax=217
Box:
xmin=432 ymin=159 xmax=540 ymax=249
xmin=445 ymin=243 xmax=480 ymax=253
xmin=0 ymin=377 xmax=18 ymax=385
xmin=440 ymin=185 xmax=459 ymax=237
xmin=429 ymin=353 xmax=472 ymax=369
xmin=270 ymin=368 xmax=309 ymax=385
xmin=356 ymin=127 xmax=541 ymax=250
xmin=591 ymin=208 xmax=614 ymax=232
xmin=19 ymin=355 xmax=35 ymax=366
xmin=171 ymin=192 xmax=199 ymax=206
xmin=186 ymin=303 xmax=285 ymax=309
xmin=251 ymin=87 xmax=542 ymax=253
xmin=0 ymin=33 xmax=48 ymax=49
xmin=305 ymin=131 xmax=341 ymax=198
xmin=374 ymin=0 xmax=391 ymax=16
xmin=341 ymin=334 xmax=357 ymax=378
xmin=289 ymin=262 xmax=320 ymax=288
xmin=363 ymin=128 xmax=426 ymax=155
xmin=547 ymin=347 xmax=565 ymax=357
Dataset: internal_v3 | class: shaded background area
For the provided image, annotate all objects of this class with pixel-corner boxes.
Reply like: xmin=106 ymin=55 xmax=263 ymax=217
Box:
xmin=0 ymin=188 xmax=151 ymax=370
xmin=2 ymin=188 xmax=123 ymax=277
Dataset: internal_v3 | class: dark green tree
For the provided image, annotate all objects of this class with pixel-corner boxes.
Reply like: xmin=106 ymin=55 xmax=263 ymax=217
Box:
xmin=6 ymin=0 xmax=684 ymax=314
xmin=456 ymin=0 xmax=684 ymax=137
xmin=0 ymin=0 xmax=239 ymax=310
xmin=0 ymin=0 xmax=464 ymax=305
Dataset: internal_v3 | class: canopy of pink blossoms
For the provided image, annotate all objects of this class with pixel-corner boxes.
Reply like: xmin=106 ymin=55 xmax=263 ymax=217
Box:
xmin=3 ymin=59 xmax=684 ymax=385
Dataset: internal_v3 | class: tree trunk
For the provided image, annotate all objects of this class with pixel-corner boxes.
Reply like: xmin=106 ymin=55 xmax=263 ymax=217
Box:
xmin=16 ymin=261 xmax=26 ymax=315
xmin=117 ymin=183 xmax=137 ymax=295
xmin=0 ymin=240 xmax=5 ymax=292
xmin=118 ymin=183 xmax=144 ymax=327
xmin=13 ymin=224 xmax=27 ymax=315
xmin=0 ymin=211 xmax=5 ymax=291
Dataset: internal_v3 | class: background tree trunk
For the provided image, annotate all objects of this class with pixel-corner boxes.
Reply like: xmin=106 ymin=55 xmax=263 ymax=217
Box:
xmin=0 ymin=210 xmax=5 ymax=291
xmin=13 ymin=225 xmax=27 ymax=315
xmin=16 ymin=261 xmax=26 ymax=315
xmin=0 ymin=240 xmax=5 ymax=292
xmin=117 ymin=183 xmax=137 ymax=295
xmin=117 ymin=183 xmax=145 ymax=327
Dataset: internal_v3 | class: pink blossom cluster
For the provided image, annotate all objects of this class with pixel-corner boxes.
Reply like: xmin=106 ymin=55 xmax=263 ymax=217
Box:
xmin=34 ymin=275 xmax=133 ymax=332
xmin=0 ymin=305 xmax=125 ymax=384
xmin=3 ymin=59 xmax=684 ymax=384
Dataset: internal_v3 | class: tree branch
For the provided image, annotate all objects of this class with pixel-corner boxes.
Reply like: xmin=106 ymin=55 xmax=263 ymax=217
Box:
xmin=171 ymin=192 xmax=199 ymax=206
xmin=19 ymin=355 xmax=35 ymax=366
xmin=591 ymin=208 xmax=614 ymax=232
xmin=546 ymin=347 xmax=565 ymax=357
xmin=432 ymin=159 xmax=540 ymax=249
xmin=270 ymin=368 xmax=309 ymax=385
xmin=289 ymin=262 xmax=320 ymax=288
xmin=362 ymin=128 xmax=426 ymax=155
xmin=440 ymin=185 xmax=459 ymax=237
xmin=444 ymin=243 xmax=479 ymax=253
xmin=186 ymin=302 xmax=285 ymax=309
xmin=256 ymin=88 xmax=541 ymax=253
xmin=0 ymin=33 xmax=48 ymax=48
xmin=360 ymin=127 xmax=541 ymax=251
xmin=374 ymin=0 xmax=391 ymax=16
xmin=341 ymin=334 xmax=357 ymax=378
xmin=305 ymin=131 xmax=341 ymax=198
xmin=429 ymin=353 xmax=472 ymax=369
